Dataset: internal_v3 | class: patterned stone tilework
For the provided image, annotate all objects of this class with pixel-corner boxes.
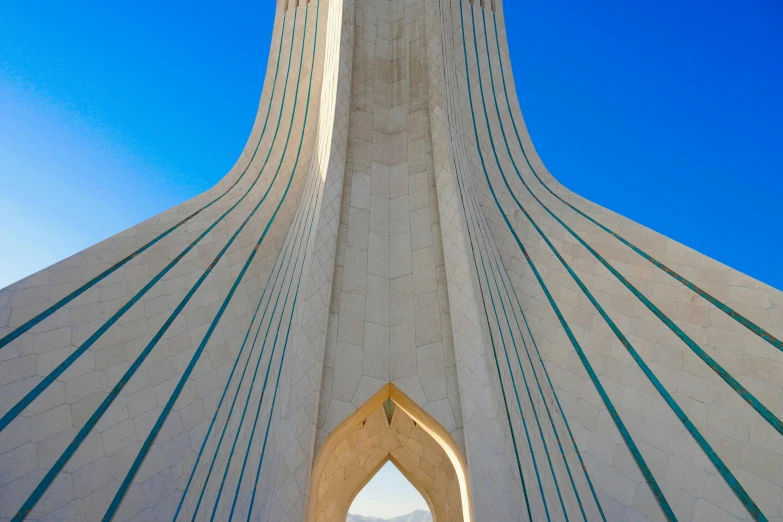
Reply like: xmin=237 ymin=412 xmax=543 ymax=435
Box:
xmin=0 ymin=3 xmax=326 ymax=520
xmin=450 ymin=0 xmax=783 ymax=520
xmin=262 ymin=0 xmax=358 ymax=520
xmin=311 ymin=404 xmax=463 ymax=522
xmin=315 ymin=0 xmax=464 ymax=460
xmin=426 ymin=0 xmax=530 ymax=520
xmin=169 ymin=8 xmax=329 ymax=522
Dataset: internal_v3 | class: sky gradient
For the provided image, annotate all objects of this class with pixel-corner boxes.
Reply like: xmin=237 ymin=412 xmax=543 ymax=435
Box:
xmin=0 ymin=1 xmax=781 ymax=515
xmin=1 ymin=1 xmax=781 ymax=290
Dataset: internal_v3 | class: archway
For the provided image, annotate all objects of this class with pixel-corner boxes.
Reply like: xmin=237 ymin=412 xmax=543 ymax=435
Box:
xmin=306 ymin=384 xmax=473 ymax=522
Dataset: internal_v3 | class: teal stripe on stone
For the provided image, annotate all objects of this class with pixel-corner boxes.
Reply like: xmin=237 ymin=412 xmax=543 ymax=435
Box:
xmin=486 ymin=17 xmax=782 ymax=356
xmin=0 ymin=5 xmax=301 ymax=436
xmin=442 ymin=2 xmax=533 ymax=519
xmin=473 ymin=22 xmax=608 ymax=520
xmin=172 ymin=208 xmax=288 ymax=522
xmin=171 ymin=60 xmax=312 ymax=514
xmin=465 ymin=169 xmax=553 ymax=521
xmin=463 ymin=6 xmax=572 ymax=521
xmin=481 ymin=12 xmax=767 ymax=519
xmin=462 ymin=51 xmax=591 ymax=516
xmin=231 ymin=137 xmax=321 ymax=522
xmin=474 ymin=8 xmax=591 ymax=520
xmin=13 ymin=167 xmax=277 ymax=521
xmin=244 ymin=227 xmax=312 ymax=522
xmin=11 ymin=8 xmax=316 ymax=520
xmin=0 ymin=8 xmax=299 ymax=432
xmin=106 ymin=5 xmax=320 ymax=520
xmin=185 ymin=13 xmax=318 ymax=517
xmin=179 ymin=142 xmax=312 ymax=521
xmin=457 ymin=1 xmax=677 ymax=520
xmin=0 ymin=9 xmax=292 ymax=354
xmin=489 ymin=13 xmax=783 ymax=442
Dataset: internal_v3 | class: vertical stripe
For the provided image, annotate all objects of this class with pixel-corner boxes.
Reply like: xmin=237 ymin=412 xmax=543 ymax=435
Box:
xmin=463 ymin=5 xmax=572 ymax=520
xmin=455 ymin=1 xmax=677 ymax=519
xmin=478 ymin=10 xmax=767 ymax=518
xmin=12 ymin=8 xmax=316 ymax=518
xmin=446 ymin=2 xmax=534 ymax=519
xmin=488 ymin=12 xmax=782 ymax=358
xmin=0 ymin=11 xmax=292 ymax=353
xmin=105 ymin=4 xmax=321 ymax=520
xmin=488 ymin=15 xmax=783 ymax=441
xmin=438 ymin=1 xmax=534 ymax=518
xmin=0 ymin=8 xmax=302 ymax=436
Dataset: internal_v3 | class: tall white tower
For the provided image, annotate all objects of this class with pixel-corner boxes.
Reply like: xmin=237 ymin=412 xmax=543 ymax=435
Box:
xmin=1 ymin=1 xmax=781 ymax=521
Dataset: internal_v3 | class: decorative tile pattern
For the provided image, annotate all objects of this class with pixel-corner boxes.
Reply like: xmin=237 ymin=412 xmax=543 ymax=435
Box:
xmin=311 ymin=403 xmax=463 ymax=522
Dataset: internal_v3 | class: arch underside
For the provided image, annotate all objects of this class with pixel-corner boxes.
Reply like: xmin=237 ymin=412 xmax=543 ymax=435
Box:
xmin=308 ymin=385 xmax=468 ymax=522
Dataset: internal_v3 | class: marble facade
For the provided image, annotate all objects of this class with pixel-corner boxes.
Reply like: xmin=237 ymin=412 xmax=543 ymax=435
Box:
xmin=1 ymin=0 xmax=781 ymax=520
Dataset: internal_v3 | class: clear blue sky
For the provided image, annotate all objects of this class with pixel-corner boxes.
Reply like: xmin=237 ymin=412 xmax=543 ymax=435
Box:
xmin=0 ymin=0 xmax=780 ymax=517
xmin=1 ymin=1 xmax=781 ymax=290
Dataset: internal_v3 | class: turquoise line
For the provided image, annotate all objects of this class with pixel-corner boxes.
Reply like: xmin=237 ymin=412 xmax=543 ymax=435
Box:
xmin=0 ymin=7 xmax=299 ymax=436
xmin=172 ymin=85 xmax=314 ymax=518
xmin=104 ymin=5 xmax=320 ymax=520
xmin=12 ymin=13 xmax=309 ymax=518
xmin=466 ymin=164 xmax=552 ymax=520
xmin=243 ymin=216 xmax=312 ymax=522
xmin=462 ymin=5 xmax=567 ymax=520
xmin=173 ymin=126 xmax=310 ymax=522
xmin=188 ymin=230 xmax=293 ymax=521
xmin=182 ymin=10 xmax=315 ymax=520
xmin=490 ymin=25 xmax=783 ymax=443
xmin=449 ymin=8 xmax=606 ymax=521
xmin=171 ymin=237 xmax=280 ymax=522
xmin=443 ymin=2 xmax=533 ymax=519
xmin=464 ymin=107 xmax=599 ymax=521
xmin=456 ymin=1 xmax=677 ymax=520
xmin=195 ymin=139 xmax=313 ymax=522
xmin=468 ymin=7 xmax=593 ymax=521
xmin=467 ymin=9 xmax=576 ymax=521
xmin=466 ymin=133 xmax=602 ymax=521
xmin=0 ymin=9 xmax=299 ymax=436
xmin=467 ymin=152 xmax=582 ymax=522
xmin=14 ymin=152 xmax=280 ymax=521
xmin=482 ymin=14 xmax=767 ymax=520
xmin=488 ymin=18 xmax=782 ymax=353
xmin=0 ymin=12 xmax=292 ymax=353
xmin=471 ymin=176 xmax=593 ymax=522
xmin=207 ymin=166 xmax=305 ymax=522
xmin=244 ymin=12 xmax=329 ymax=519
xmin=511 ymin=270 xmax=608 ymax=522
xmin=473 ymin=210 xmax=553 ymax=522
xmin=215 ymin=6 xmax=319 ymax=519
xmin=476 ymin=14 xmax=591 ymax=520
xmin=464 ymin=210 xmax=534 ymax=522
xmin=195 ymin=168 xmax=311 ymax=522
xmin=229 ymin=126 xmax=321 ymax=522
xmin=179 ymin=12 xmax=313 ymax=521
xmin=472 ymin=6 xmax=628 ymax=519
xmin=171 ymin=11 xmax=301 ymax=521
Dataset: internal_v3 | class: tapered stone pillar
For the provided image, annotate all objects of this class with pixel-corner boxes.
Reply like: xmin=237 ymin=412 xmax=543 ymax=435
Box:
xmin=1 ymin=1 xmax=781 ymax=521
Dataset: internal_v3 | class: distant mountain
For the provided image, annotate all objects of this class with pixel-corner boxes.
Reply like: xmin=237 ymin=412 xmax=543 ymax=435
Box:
xmin=346 ymin=510 xmax=432 ymax=522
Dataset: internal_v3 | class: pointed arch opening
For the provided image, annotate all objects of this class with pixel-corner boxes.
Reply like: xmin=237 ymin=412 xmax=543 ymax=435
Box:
xmin=306 ymin=384 xmax=473 ymax=522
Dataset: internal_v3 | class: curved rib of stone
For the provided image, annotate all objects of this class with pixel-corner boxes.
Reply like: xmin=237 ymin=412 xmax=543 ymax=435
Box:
xmin=1 ymin=1 xmax=781 ymax=521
